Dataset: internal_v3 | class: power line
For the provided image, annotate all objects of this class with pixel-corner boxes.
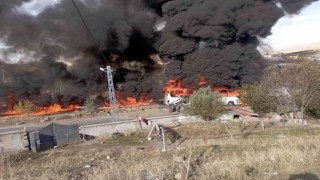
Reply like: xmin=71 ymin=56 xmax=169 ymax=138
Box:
xmin=71 ymin=0 xmax=109 ymax=65
xmin=72 ymin=0 xmax=118 ymax=122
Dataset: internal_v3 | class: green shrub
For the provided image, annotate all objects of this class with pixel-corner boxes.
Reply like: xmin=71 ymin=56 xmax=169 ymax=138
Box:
xmin=183 ymin=86 xmax=225 ymax=120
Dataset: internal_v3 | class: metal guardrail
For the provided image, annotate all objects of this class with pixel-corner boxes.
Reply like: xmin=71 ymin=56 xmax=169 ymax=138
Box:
xmin=0 ymin=130 xmax=25 ymax=136
xmin=79 ymin=115 xmax=184 ymax=129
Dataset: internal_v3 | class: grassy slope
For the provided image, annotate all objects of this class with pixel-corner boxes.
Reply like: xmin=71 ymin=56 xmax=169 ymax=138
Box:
xmin=1 ymin=122 xmax=320 ymax=180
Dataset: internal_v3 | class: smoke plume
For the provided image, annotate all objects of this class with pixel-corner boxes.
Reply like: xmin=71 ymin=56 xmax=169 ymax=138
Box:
xmin=0 ymin=0 xmax=317 ymax=108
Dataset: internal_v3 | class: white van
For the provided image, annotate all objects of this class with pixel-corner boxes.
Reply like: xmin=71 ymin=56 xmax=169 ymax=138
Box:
xmin=221 ymin=96 xmax=240 ymax=106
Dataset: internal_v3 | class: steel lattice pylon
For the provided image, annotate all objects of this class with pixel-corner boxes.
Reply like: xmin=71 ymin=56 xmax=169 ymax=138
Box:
xmin=105 ymin=66 xmax=118 ymax=122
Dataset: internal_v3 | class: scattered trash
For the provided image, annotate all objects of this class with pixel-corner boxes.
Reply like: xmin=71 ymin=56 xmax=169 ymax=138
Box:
xmin=84 ymin=164 xmax=91 ymax=168
xmin=80 ymin=134 xmax=96 ymax=141
xmin=143 ymin=171 xmax=156 ymax=180
xmin=100 ymin=141 xmax=104 ymax=144
xmin=269 ymin=157 xmax=276 ymax=161
xmin=15 ymin=122 xmax=25 ymax=125
xmin=174 ymin=173 xmax=183 ymax=180
xmin=264 ymin=172 xmax=278 ymax=176
xmin=107 ymin=156 xmax=111 ymax=159
xmin=112 ymin=132 xmax=124 ymax=138
xmin=90 ymin=158 xmax=95 ymax=161
xmin=53 ymin=146 xmax=59 ymax=149
xmin=274 ymin=135 xmax=286 ymax=140
xmin=174 ymin=156 xmax=186 ymax=163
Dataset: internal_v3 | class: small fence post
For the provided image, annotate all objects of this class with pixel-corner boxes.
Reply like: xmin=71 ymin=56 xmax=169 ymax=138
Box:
xmin=137 ymin=116 xmax=143 ymax=130
xmin=161 ymin=126 xmax=166 ymax=152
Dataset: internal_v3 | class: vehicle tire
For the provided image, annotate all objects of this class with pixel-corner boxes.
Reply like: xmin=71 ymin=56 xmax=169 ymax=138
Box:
xmin=227 ymin=101 xmax=235 ymax=106
xmin=169 ymin=105 xmax=175 ymax=112
xmin=176 ymin=105 xmax=181 ymax=112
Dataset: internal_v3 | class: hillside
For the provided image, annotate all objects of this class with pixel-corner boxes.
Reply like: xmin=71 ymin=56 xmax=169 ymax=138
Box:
xmin=1 ymin=121 xmax=320 ymax=179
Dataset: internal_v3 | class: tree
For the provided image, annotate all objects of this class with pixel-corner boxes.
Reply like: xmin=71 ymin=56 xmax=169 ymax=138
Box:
xmin=244 ymin=60 xmax=320 ymax=119
xmin=183 ymin=86 xmax=225 ymax=120
xmin=241 ymin=84 xmax=277 ymax=115
xmin=14 ymin=99 xmax=37 ymax=115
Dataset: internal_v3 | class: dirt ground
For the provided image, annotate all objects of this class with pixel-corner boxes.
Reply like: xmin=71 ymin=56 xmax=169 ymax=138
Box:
xmin=1 ymin=120 xmax=320 ymax=179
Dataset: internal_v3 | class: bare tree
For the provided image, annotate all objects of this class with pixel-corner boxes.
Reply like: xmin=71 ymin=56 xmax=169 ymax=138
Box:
xmin=261 ymin=60 xmax=320 ymax=119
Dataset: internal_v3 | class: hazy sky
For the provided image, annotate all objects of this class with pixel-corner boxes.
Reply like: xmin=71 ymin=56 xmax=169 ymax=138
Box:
xmin=260 ymin=1 xmax=320 ymax=52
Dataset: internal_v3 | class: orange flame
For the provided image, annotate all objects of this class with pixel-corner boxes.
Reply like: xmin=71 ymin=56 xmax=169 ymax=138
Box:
xmin=163 ymin=80 xmax=192 ymax=96
xmin=32 ymin=104 xmax=80 ymax=115
xmin=0 ymin=103 xmax=80 ymax=117
xmin=98 ymin=92 xmax=154 ymax=110
xmin=198 ymin=76 xmax=208 ymax=86
xmin=213 ymin=86 xmax=240 ymax=97
xmin=163 ymin=78 xmax=241 ymax=98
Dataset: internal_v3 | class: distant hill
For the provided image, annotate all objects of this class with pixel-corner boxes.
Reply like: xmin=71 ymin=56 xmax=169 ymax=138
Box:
xmin=262 ymin=49 xmax=320 ymax=62
xmin=270 ymin=41 xmax=320 ymax=54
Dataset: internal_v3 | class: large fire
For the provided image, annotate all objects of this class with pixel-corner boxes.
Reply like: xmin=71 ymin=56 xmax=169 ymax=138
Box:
xmin=163 ymin=77 xmax=241 ymax=97
xmin=1 ymin=77 xmax=242 ymax=117
xmin=1 ymin=103 xmax=80 ymax=117
xmin=2 ymin=93 xmax=154 ymax=116
xmin=100 ymin=93 xmax=154 ymax=109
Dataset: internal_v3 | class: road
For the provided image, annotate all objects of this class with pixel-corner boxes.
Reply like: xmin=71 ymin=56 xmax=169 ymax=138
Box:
xmin=0 ymin=111 xmax=179 ymax=134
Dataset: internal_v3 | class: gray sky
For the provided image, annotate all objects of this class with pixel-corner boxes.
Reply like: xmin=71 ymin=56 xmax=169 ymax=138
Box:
xmin=260 ymin=1 xmax=320 ymax=52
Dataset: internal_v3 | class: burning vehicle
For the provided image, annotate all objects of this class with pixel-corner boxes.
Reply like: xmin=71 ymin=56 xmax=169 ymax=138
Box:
xmin=164 ymin=91 xmax=188 ymax=112
xmin=164 ymin=90 xmax=241 ymax=113
xmin=163 ymin=77 xmax=242 ymax=112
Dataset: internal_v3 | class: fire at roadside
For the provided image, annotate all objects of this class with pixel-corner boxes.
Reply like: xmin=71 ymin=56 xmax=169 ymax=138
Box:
xmin=163 ymin=77 xmax=244 ymax=113
xmin=0 ymin=76 xmax=242 ymax=118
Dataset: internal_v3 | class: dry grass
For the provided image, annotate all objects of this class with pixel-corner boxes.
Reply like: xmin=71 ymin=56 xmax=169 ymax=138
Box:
xmin=0 ymin=122 xmax=320 ymax=180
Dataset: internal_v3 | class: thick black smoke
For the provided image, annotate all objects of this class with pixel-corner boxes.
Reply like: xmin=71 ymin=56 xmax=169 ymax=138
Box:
xmin=155 ymin=0 xmax=316 ymax=88
xmin=0 ymin=0 xmax=317 ymax=109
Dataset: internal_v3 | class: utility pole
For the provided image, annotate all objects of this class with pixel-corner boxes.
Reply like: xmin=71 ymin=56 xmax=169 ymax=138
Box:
xmin=100 ymin=66 xmax=118 ymax=122
xmin=72 ymin=0 xmax=119 ymax=122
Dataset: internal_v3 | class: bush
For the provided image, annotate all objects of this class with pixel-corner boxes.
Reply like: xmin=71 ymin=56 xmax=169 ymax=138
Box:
xmin=306 ymin=95 xmax=320 ymax=118
xmin=183 ymin=86 xmax=225 ymax=120
xmin=241 ymin=84 xmax=277 ymax=115
xmin=14 ymin=99 xmax=36 ymax=115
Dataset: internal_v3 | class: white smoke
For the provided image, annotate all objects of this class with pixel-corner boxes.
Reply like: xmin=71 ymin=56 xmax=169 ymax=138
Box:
xmin=275 ymin=1 xmax=289 ymax=16
xmin=15 ymin=0 xmax=62 ymax=17
xmin=154 ymin=21 xmax=167 ymax=32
